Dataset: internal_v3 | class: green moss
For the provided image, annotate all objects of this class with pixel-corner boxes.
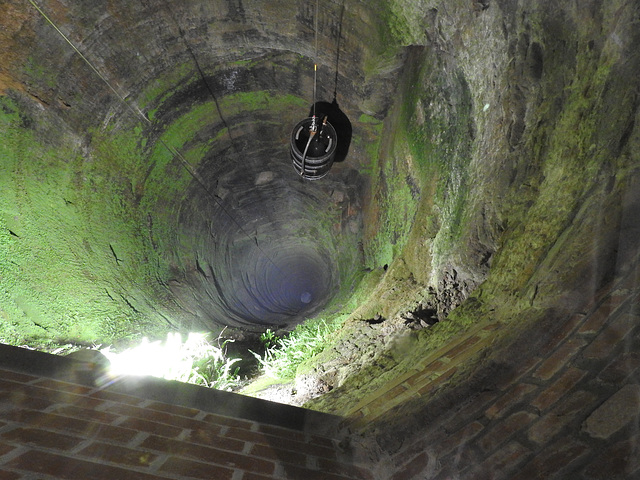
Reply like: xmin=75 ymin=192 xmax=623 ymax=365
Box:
xmin=138 ymin=62 xmax=195 ymax=113
xmin=481 ymin=40 xmax=624 ymax=300
xmin=383 ymin=0 xmax=431 ymax=46
xmin=356 ymin=114 xmax=418 ymax=272
xmin=348 ymin=41 xmax=477 ymax=321
xmin=24 ymin=56 xmax=58 ymax=89
xmin=358 ymin=114 xmax=380 ymax=124
xmin=360 ymin=50 xmax=475 ymax=274
xmin=404 ymin=62 xmax=474 ymax=261
xmin=364 ymin=141 xmax=419 ymax=270
xmin=276 ymin=0 xmax=640 ymax=414
xmin=0 ymin=96 xmax=172 ymax=346
xmin=220 ymin=91 xmax=308 ymax=115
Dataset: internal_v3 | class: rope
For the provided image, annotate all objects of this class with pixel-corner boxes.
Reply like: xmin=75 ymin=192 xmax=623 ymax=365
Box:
xmin=161 ymin=2 xmax=239 ymax=154
xmin=300 ymin=0 xmax=320 ymax=180
xmin=27 ymin=0 xmax=291 ymax=284
xmin=27 ymin=0 xmax=149 ymax=124
xmin=312 ymin=0 xmax=319 ymax=120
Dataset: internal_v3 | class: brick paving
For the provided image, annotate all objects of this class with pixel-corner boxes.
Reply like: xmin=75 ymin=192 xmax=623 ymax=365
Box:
xmin=0 ymin=354 xmax=372 ymax=479
xmin=0 ymin=261 xmax=637 ymax=480
xmin=346 ymin=262 xmax=640 ymax=479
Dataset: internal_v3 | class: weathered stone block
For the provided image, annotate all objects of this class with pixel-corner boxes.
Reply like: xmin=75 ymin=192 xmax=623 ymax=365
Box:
xmin=582 ymin=384 xmax=640 ymax=439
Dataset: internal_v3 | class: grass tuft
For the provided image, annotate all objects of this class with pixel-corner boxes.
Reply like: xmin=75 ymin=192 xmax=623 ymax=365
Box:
xmin=251 ymin=319 xmax=334 ymax=381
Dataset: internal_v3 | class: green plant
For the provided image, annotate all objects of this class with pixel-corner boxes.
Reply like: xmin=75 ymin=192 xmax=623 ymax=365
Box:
xmin=179 ymin=335 xmax=242 ymax=391
xmin=251 ymin=320 xmax=334 ymax=380
xmin=259 ymin=329 xmax=277 ymax=349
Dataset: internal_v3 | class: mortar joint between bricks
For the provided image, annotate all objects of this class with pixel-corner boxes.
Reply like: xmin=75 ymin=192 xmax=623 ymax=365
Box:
xmin=24 ymin=377 xmax=41 ymax=386
xmin=241 ymin=441 xmax=254 ymax=455
xmin=0 ymin=424 xmax=24 ymax=438
xmin=193 ymin=410 xmax=208 ymax=421
xmin=127 ymin=430 xmax=151 ymax=448
xmin=0 ymin=422 xmax=18 ymax=435
xmin=147 ymin=452 xmax=171 ymax=473
xmin=231 ymin=469 xmax=244 ymax=480
xmin=514 ymin=428 xmax=543 ymax=453
xmin=249 ymin=422 xmax=260 ymax=432
xmin=85 ymin=385 xmax=109 ymax=397
xmin=519 ymin=372 xmax=547 ymax=388
xmin=42 ymin=402 xmax=65 ymax=414
xmin=137 ymin=399 xmax=155 ymax=409
xmin=306 ymin=453 xmax=318 ymax=470
xmin=273 ymin=462 xmax=287 ymax=478
xmin=0 ymin=444 xmax=29 ymax=466
xmin=110 ymin=415 xmax=130 ymax=427
xmin=93 ymin=399 xmax=116 ymax=413
xmin=523 ymin=403 xmax=543 ymax=418
xmin=67 ymin=437 xmax=94 ymax=455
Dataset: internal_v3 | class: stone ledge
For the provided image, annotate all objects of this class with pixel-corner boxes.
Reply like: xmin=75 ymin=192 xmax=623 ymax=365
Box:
xmin=0 ymin=343 xmax=341 ymax=436
xmin=582 ymin=384 xmax=640 ymax=440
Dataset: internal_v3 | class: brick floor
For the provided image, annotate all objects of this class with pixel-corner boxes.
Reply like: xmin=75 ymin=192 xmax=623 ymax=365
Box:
xmin=0 ymin=347 xmax=370 ymax=480
xmin=347 ymin=263 xmax=640 ymax=479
